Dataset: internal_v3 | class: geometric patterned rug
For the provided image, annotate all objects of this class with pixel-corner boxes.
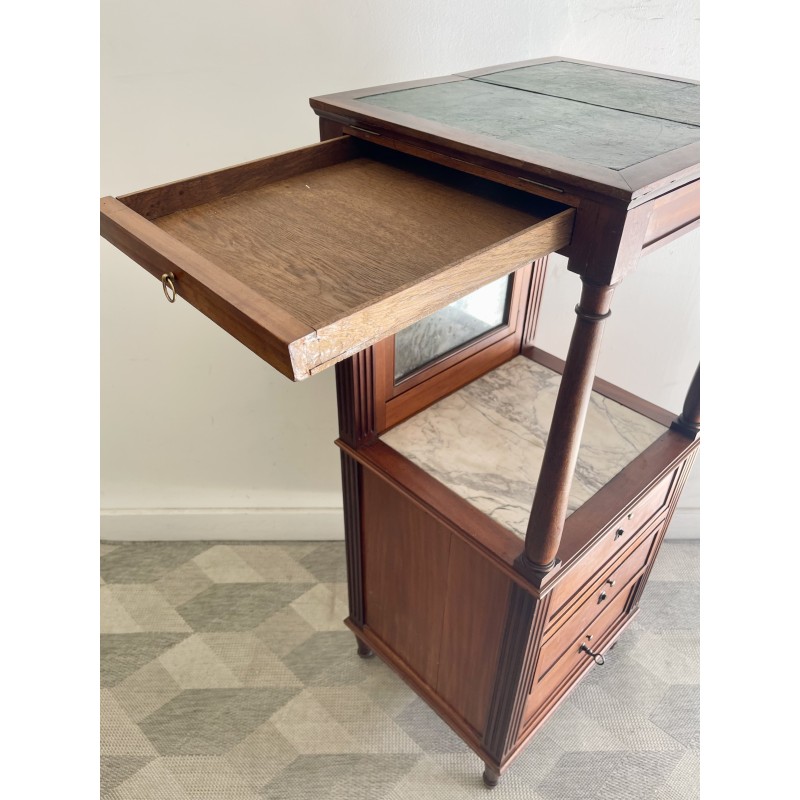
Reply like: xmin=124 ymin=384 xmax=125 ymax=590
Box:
xmin=100 ymin=540 xmax=699 ymax=799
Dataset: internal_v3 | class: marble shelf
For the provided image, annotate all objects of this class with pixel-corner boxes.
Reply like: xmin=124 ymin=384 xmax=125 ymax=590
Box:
xmin=381 ymin=356 xmax=667 ymax=540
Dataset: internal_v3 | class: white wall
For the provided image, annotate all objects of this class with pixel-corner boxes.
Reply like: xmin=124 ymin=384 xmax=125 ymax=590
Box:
xmin=101 ymin=0 xmax=700 ymax=540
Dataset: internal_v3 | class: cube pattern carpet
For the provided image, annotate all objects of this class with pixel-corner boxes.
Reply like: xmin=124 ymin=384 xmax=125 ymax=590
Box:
xmin=100 ymin=540 xmax=699 ymax=799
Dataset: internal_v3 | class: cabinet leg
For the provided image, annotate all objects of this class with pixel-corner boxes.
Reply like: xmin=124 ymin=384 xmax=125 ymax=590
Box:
xmin=482 ymin=764 xmax=501 ymax=788
xmin=355 ymin=635 xmax=374 ymax=659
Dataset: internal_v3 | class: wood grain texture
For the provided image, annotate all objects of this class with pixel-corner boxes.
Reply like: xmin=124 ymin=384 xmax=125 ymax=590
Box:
xmin=336 ymin=439 xmax=526 ymax=582
xmin=528 ymin=583 xmax=634 ymax=715
xmin=361 ymin=468 xmax=451 ymax=687
xmin=304 ymin=207 xmax=573 ymax=376
xmin=565 ymin=198 xmax=654 ymax=285
xmin=517 ymin=603 xmax=640 ymax=748
xmin=342 ymin=619 xmax=496 ymax=766
xmin=538 ymin=525 xmax=658 ymax=673
xmin=546 ymin=477 xmax=673 ymax=625
xmin=520 ymin=281 xmax=616 ymax=572
xmin=643 ymin=180 xmax=700 ymax=250
xmin=106 ymin=139 xmax=570 ymax=380
xmin=152 ymin=148 xmax=561 ymax=332
xmin=437 ymin=537 xmax=511 ymax=734
xmin=118 ymin=136 xmax=361 ymax=219
xmin=100 ymin=196 xmax=314 ymax=380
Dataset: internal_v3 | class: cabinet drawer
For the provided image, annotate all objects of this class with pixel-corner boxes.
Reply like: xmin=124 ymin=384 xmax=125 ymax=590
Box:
xmin=547 ymin=467 xmax=676 ymax=622
xmin=539 ymin=523 xmax=658 ymax=676
xmin=530 ymin=581 xmax=634 ymax=712
xmin=101 ymin=136 xmax=573 ymax=381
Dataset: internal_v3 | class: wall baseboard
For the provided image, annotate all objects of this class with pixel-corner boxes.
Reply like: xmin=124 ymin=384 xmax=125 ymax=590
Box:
xmin=100 ymin=508 xmax=345 ymax=541
xmin=101 ymin=507 xmax=699 ymax=542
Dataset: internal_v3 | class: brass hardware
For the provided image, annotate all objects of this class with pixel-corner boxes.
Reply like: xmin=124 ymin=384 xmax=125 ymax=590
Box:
xmin=349 ymin=125 xmax=381 ymax=137
xmin=580 ymin=643 xmax=605 ymax=665
xmin=598 ymin=591 xmax=608 ymax=603
xmin=517 ymin=176 xmax=564 ymax=193
xmin=607 ymin=579 xmax=616 ymax=587
xmin=614 ymin=529 xmax=625 ymax=540
xmin=161 ymin=272 xmax=176 ymax=303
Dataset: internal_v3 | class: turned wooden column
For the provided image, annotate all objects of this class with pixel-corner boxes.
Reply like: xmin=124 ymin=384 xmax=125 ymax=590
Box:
xmin=517 ymin=280 xmax=615 ymax=577
xmin=671 ymin=364 xmax=700 ymax=439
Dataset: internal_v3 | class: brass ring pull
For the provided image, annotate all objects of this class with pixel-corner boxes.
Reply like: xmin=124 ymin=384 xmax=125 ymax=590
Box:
xmin=580 ymin=643 xmax=605 ymax=665
xmin=161 ymin=272 xmax=176 ymax=303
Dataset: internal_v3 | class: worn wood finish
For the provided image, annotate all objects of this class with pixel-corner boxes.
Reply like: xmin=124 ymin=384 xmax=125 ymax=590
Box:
xmin=99 ymin=196 xmax=314 ymax=380
xmin=103 ymin=139 xmax=571 ymax=381
xmin=312 ymin=57 xmax=700 ymax=203
xmin=150 ymin=151 xmax=564 ymax=334
xmin=118 ymin=136 xmax=361 ymax=219
xmin=520 ymin=281 xmax=616 ymax=575
xmin=102 ymin=57 xmax=701 ymax=788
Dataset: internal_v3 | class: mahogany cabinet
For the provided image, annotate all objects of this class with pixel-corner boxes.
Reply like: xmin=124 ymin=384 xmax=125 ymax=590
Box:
xmin=101 ymin=57 xmax=700 ymax=786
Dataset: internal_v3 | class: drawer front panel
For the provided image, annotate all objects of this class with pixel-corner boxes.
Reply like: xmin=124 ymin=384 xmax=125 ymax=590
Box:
xmin=529 ymin=583 xmax=634 ymax=714
xmin=547 ymin=467 xmax=676 ymax=622
xmin=101 ymin=137 xmax=572 ymax=381
xmin=539 ymin=524 xmax=659 ymax=676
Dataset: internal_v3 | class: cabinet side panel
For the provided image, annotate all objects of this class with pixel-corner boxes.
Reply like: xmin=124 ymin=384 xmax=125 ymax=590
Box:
xmin=362 ymin=469 xmax=451 ymax=687
xmin=437 ymin=538 xmax=511 ymax=734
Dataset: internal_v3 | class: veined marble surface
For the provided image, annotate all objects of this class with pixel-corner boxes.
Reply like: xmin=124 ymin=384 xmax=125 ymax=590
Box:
xmin=381 ymin=356 xmax=667 ymax=540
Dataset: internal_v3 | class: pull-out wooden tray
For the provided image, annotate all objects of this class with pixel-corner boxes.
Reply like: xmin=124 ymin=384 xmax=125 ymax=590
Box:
xmin=101 ymin=136 xmax=573 ymax=380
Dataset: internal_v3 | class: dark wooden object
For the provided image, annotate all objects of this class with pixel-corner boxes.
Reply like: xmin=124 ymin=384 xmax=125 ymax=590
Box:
xmin=101 ymin=57 xmax=700 ymax=788
xmin=315 ymin=58 xmax=700 ymax=786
